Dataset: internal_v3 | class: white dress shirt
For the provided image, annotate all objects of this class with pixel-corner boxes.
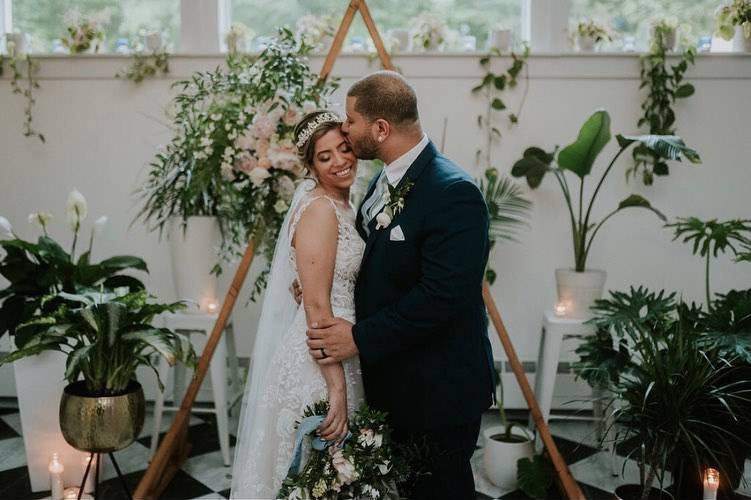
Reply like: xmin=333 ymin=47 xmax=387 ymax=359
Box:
xmin=383 ymin=133 xmax=430 ymax=186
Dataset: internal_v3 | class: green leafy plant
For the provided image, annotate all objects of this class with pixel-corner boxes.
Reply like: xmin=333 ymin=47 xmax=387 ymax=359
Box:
xmin=511 ymin=109 xmax=700 ymax=272
xmin=630 ymin=24 xmax=696 ymax=185
xmin=478 ymin=169 xmax=531 ymax=284
xmin=61 ymin=9 xmax=109 ymax=54
xmin=116 ymin=50 xmax=169 ymax=83
xmin=0 ymin=287 xmax=195 ymax=395
xmin=6 ymin=54 xmax=44 ymax=143
xmin=716 ymin=0 xmax=751 ymax=41
xmin=577 ymin=287 xmax=751 ymax=500
xmin=666 ymin=217 xmax=751 ymax=307
xmin=472 ymin=44 xmax=529 ymax=168
xmin=517 ymin=454 xmax=554 ymax=499
xmin=575 ymin=20 xmax=612 ymax=44
xmin=135 ymin=29 xmax=337 ymax=296
xmin=0 ymin=191 xmax=148 ymax=346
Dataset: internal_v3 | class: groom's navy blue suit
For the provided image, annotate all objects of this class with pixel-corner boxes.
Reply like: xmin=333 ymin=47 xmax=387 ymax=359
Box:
xmin=352 ymin=140 xmax=495 ymax=499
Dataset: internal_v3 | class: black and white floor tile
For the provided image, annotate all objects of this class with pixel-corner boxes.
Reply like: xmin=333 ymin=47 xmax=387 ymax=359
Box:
xmin=1 ymin=401 xmax=750 ymax=500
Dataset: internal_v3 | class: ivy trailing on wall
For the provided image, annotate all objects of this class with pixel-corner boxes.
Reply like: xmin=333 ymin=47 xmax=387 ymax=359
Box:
xmin=3 ymin=54 xmax=45 ymax=143
xmin=116 ymin=50 xmax=170 ymax=83
xmin=630 ymin=25 xmax=696 ymax=185
xmin=472 ymin=44 xmax=530 ymax=169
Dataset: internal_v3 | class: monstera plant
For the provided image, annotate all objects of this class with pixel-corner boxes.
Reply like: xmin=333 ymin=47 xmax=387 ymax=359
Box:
xmin=511 ymin=109 xmax=701 ymax=318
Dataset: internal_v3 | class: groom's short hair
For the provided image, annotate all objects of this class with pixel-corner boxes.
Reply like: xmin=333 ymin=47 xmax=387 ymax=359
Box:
xmin=347 ymin=71 xmax=419 ymax=128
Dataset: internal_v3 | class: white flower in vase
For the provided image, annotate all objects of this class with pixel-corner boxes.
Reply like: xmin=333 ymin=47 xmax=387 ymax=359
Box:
xmin=411 ymin=13 xmax=448 ymax=51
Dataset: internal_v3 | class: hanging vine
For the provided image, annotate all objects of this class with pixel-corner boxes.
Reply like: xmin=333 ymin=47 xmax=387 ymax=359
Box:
xmin=6 ymin=54 xmax=45 ymax=143
xmin=630 ymin=25 xmax=696 ymax=185
xmin=472 ymin=44 xmax=530 ymax=169
xmin=116 ymin=50 xmax=170 ymax=83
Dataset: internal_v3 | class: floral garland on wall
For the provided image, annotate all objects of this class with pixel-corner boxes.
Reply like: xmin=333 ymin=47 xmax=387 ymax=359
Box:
xmin=136 ymin=29 xmax=338 ymax=298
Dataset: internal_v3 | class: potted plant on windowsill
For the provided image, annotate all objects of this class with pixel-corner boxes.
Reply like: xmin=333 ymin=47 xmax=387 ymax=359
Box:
xmin=574 ymin=20 xmax=612 ymax=52
xmin=716 ymin=0 xmax=751 ymax=52
xmin=511 ymin=109 xmax=701 ymax=319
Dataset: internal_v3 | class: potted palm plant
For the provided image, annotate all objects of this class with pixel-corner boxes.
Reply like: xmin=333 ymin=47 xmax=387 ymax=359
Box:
xmin=576 ymin=287 xmax=751 ymax=500
xmin=511 ymin=110 xmax=701 ymax=318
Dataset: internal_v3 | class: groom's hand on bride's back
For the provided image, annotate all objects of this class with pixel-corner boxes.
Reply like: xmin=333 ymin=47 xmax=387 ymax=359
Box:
xmin=307 ymin=317 xmax=358 ymax=364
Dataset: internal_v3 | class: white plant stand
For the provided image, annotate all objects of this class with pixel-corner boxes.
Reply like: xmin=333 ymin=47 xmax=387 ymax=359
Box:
xmin=530 ymin=310 xmax=617 ymax=473
xmin=149 ymin=312 xmax=242 ymax=466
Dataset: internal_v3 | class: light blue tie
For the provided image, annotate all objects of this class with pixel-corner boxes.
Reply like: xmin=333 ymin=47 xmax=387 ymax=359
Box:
xmin=361 ymin=171 xmax=389 ymax=237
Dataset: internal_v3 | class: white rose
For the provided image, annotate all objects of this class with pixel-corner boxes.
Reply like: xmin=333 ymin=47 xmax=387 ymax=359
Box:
xmin=248 ymin=167 xmax=271 ymax=186
xmin=220 ymin=162 xmax=236 ymax=181
xmin=66 ymin=189 xmax=88 ymax=231
xmin=274 ymin=199 xmax=289 ymax=214
xmin=0 ymin=216 xmax=14 ymax=239
xmin=375 ymin=212 xmax=392 ymax=230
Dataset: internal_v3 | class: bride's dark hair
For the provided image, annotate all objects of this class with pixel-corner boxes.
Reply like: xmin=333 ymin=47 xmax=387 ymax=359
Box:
xmin=293 ymin=110 xmax=343 ymax=171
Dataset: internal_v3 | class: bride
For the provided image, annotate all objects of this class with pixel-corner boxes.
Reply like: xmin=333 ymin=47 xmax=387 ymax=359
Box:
xmin=230 ymin=110 xmax=366 ymax=499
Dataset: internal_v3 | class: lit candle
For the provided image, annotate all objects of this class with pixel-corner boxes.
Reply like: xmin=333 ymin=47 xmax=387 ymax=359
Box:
xmin=63 ymin=487 xmax=94 ymax=500
xmin=207 ymin=301 xmax=218 ymax=313
xmin=81 ymin=454 xmax=97 ymax=493
xmin=703 ymin=467 xmax=720 ymax=500
xmin=554 ymin=301 xmax=568 ymax=317
xmin=48 ymin=453 xmax=64 ymax=500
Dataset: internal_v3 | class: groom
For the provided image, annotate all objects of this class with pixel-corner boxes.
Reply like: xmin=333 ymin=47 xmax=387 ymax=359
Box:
xmin=306 ymin=71 xmax=495 ymax=500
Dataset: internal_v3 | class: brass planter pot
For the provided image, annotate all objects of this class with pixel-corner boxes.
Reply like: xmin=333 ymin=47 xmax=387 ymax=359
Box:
xmin=59 ymin=380 xmax=145 ymax=453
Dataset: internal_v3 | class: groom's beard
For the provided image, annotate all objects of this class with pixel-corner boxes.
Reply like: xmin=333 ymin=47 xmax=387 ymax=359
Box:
xmin=348 ymin=134 xmax=380 ymax=161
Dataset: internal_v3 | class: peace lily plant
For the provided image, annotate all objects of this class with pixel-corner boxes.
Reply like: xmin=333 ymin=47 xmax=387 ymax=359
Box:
xmin=0 ymin=189 xmax=195 ymax=396
xmin=511 ymin=110 xmax=701 ymax=317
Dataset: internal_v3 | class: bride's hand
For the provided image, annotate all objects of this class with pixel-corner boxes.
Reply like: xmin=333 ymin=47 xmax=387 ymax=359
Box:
xmin=318 ymin=387 xmax=348 ymax=444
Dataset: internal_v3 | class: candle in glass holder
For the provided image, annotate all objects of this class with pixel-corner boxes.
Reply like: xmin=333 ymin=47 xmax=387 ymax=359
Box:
xmin=703 ymin=467 xmax=720 ymax=500
xmin=48 ymin=453 xmax=64 ymax=500
xmin=554 ymin=301 xmax=568 ymax=317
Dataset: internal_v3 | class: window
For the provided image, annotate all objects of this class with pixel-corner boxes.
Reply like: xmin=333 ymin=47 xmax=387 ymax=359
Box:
xmin=10 ymin=0 xmax=179 ymax=53
xmin=570 ymin=0 xmax=718 ymax=51
xmin=231 ymin=0 xmax=522 ymax=52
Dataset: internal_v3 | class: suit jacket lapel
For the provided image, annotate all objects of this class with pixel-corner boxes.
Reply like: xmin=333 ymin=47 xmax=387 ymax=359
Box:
xmin=360 ymin=141 xmax=438 ymax=266
xmin=356 ymin=170 xmax=382 ymax=241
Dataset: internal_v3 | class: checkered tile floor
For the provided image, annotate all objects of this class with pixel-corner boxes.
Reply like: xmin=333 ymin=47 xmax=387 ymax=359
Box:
xmin=2 ymin=401 xmax=750 ymax=499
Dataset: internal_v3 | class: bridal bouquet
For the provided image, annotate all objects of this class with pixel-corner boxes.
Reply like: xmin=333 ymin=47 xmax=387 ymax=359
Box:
xmin=278 ymin=401 xmax=409 ymax=500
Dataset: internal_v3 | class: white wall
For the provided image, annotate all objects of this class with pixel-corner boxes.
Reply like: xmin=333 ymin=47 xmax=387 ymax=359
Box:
xmin=1 ymin=53 xmax=750 ymax=406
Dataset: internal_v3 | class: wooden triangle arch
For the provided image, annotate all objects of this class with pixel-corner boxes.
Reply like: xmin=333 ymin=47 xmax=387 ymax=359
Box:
xmin=134 ymin=1 xmax=583 ymax=498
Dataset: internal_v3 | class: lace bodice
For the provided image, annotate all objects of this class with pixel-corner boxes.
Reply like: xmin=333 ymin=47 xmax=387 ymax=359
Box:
xmin=288 ymin=194 xmax=365 ymax=312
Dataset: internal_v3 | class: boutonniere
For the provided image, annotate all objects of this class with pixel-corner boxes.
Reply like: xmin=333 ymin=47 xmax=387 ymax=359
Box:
xmin=375 ymin=180 xmax=414 ymax=230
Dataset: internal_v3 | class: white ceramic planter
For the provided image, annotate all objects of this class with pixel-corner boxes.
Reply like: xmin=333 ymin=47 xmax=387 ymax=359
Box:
xmin=389 ymin=29 xmax=410 ymax=52
xmin=488 ymin=29 xmax=512 ymax=51
xmin=732 ymin=25 xmax=751 ymax=52
xmin=555 ymin=268 xmax=607 ymax=319
xmin=5 ymin=33 xmax=28 ymax=56
xmin=482 ymin=425 xmax=534 ymax=489
xmin=168 ymin=216 xmax=221 ymax=313
xmin=577 ymin=35 xmax=597 ymax=52
xmin=13 ymin=351 xmax=85 ymax=491
xmin=145 ymin=32 xmax=164 ymax=52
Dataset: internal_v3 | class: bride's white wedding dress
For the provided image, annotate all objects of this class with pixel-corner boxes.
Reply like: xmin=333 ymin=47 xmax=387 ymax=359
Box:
xmin=231 ymin=184 xmax=366 ymax=500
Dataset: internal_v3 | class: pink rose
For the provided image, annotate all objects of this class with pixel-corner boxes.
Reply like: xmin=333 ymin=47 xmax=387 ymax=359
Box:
xmin=255 ymin=139 xmax=270 ymax=157
xmin=234 ymin=130 xmax=255 ymax=150
xmin=235 ymin=155 xmax=257 ymax=174
xmin=257 ymin=157 xmax=272 ymax=169
xmin=252 ymin=113 xmax=276 ymax=140
xmin=282 ymin=107 xmax=300 ymax=126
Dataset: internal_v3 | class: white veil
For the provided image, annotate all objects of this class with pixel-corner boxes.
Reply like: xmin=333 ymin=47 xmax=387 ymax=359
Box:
xmin=230 ymin=178 xmax=316 ymax=494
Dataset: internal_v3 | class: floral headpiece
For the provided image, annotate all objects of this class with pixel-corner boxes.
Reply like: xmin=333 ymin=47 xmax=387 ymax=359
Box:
xmin=295 ymin=112 xmax=342 ymax=150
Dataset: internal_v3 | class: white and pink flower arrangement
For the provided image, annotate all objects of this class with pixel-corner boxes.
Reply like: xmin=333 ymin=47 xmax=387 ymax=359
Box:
xmin=278 ymin=401 xmax=409 ymax=500
xmin=137 ymin=29 xmax=338 ymax=296
xmin=61 ymin=8 xmax=111 ymax=54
